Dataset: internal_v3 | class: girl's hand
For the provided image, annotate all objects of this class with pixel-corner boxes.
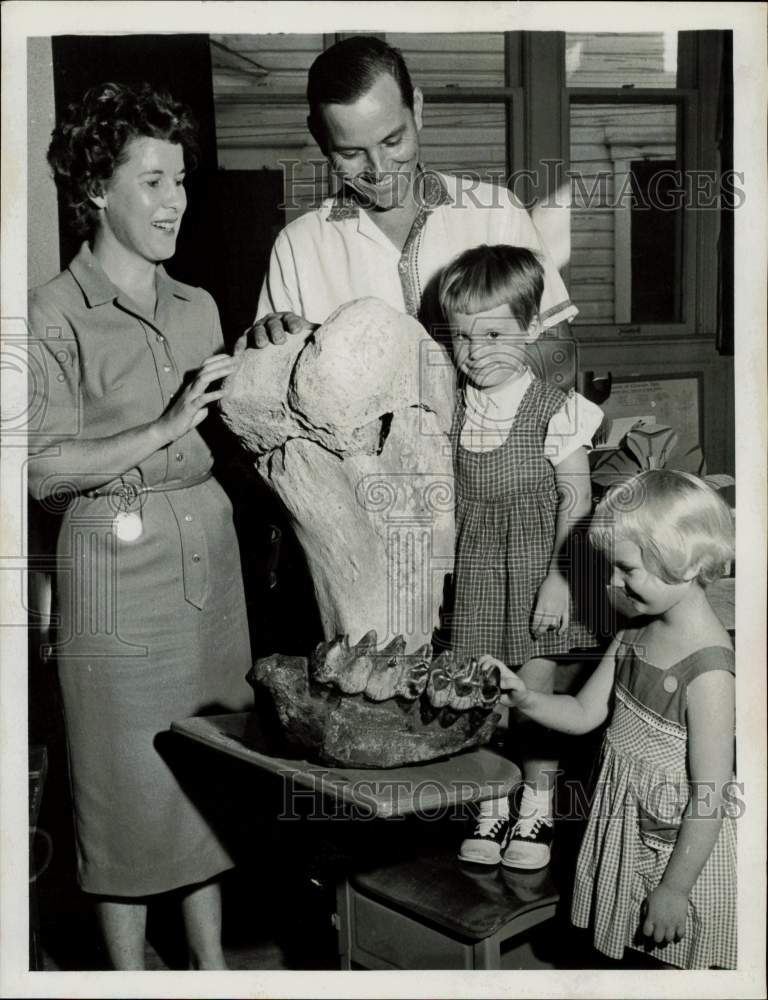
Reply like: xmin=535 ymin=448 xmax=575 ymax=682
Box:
xmin=478 ymin=654 xmax=528 ymax=708
xmin=156 ymin=353 xmax=239 ymax=445
xmin=531 ymin=571 xmax=570 ymax=637
xmin=641 ymin=884 xmax=688 ymax=945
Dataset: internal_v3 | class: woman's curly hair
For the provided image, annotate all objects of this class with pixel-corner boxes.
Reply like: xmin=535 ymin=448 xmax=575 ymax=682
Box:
xmin=47 ymin=81 xmax=200 ymax=238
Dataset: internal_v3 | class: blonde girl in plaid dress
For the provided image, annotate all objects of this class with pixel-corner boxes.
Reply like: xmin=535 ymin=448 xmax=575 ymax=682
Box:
xmin=484 ymin=470 xmax=737 ymax=969
xmin=439 ymin=245 xmax=603 ymax=869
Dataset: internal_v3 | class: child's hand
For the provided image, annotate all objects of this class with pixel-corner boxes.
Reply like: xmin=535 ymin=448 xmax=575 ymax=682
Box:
xmin=478 ymin=654 xmax=528 ymax=708
xmin=531 ymin=571 xmax=570 ymax=637
xmin=641 ymin=884 xmax=688 ymax=945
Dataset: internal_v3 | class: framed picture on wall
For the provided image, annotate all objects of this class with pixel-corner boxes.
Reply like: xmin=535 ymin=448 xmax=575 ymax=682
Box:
xmin=595 ymin=371 xmax=703 ymax=455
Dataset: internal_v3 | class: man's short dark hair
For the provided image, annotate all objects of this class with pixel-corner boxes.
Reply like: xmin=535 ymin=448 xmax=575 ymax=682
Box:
xmin=307 ymin=36 xmax=414 ymax=144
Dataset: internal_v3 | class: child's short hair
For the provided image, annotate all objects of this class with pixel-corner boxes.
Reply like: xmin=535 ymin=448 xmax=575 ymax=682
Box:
xmin=438 ymin=244 xmax=544 ymax=325
xmin=589 ymin=470 xmax=734 ymax=586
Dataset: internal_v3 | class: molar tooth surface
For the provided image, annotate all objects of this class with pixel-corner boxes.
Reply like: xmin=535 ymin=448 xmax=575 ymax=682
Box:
xmin=395 ymin=660 xmax=430 ymax=700
xmin=364 ymin=659 xmax=400 ymax=701
xmin=474 ymin=663 xmax=502 ymax=707
xmin=313 ymin=634 xmax=351 ymax=683
xmin=337 ymin=652 xmax=374 ymax=694
xmin=448 ymin=664 xmax=477 ymax=710
xmin=414 ymin=643 xmax=433 ymax=663
xmin=426 ymin=654 xmax=453 ymax=708
xmin=354 ymin=629 xmax=377 ymax=654
xmin=382 ymin=634 xmax=407 ymax=656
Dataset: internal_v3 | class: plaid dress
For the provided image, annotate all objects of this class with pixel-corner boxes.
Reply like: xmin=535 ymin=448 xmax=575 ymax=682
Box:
xmin=571 ymin=640 xmax=737 ymax=969
xmin=451 ymin=376 xmax=596 ymax=665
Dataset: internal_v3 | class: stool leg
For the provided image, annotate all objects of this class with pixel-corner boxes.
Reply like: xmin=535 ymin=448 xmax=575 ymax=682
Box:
xmin=472 ymin=934 xmax=501 ymax=970
xmin=334 ymin=878 xmax=353 ymax=970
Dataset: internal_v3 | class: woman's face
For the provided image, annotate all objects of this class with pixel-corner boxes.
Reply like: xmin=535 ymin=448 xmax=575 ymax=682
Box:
xmin=92 ymin=136 xmax=187 ymax=265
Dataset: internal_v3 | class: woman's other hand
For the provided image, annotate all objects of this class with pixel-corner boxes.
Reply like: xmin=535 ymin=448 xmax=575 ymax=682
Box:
xmin=156 ymin=353 xmax=239 ymax=445
xmin=234 ymin=312 xmax=317 ymax=353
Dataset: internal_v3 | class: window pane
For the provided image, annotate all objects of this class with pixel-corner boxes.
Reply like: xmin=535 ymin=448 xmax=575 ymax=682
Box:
xmin=569 ymin=103 xmax=681 ymax=325
xmin=566 ymin=33 xmax=678 ymax=88
xmin=421 ymin=102 xmax=506 ymax=182
xmin=387 ymin=33 xmax=506 ymax=88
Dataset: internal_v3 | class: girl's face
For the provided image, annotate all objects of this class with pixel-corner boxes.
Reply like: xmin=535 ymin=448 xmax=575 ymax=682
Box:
xmin=91 ymin=136 xmax=187 ymax=266
xmin=608 ymin=539 xmax=695 ymax=618
xmin=449 ymin=303 xmax=540 ymax=390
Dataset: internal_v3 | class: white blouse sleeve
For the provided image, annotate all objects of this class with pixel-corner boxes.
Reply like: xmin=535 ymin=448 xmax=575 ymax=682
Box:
xmin=545 ymin=391 xmax=604 ymax=466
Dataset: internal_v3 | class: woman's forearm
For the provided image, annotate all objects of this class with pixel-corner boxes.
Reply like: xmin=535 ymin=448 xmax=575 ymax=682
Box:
xmin=28 ymin=420 xmax=171 ymax=500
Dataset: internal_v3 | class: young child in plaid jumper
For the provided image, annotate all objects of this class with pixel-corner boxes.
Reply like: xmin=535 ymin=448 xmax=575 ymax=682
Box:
xmin=484 ymin=470 xmax=737 ymax=969
xmin=439 ymin=245 xmax=603 ymax=869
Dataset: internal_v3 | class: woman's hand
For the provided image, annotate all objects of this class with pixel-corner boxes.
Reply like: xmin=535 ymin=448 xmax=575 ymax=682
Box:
xmin=234 ymin=312 xmax=318 ymax=352
xmin=156 ymin=353 xmax=239 ymax=445
xmin=641 ymin=884 xmax=688 ymax=945
xmin=478 ymin=654 xmax=529 ymax=708
xmin=531 ymin=570 xmax=570 ymax=637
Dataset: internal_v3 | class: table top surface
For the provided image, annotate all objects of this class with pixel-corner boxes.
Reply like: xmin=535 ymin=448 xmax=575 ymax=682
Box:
xmin=171 ymin=713 xmax=519 ymax=819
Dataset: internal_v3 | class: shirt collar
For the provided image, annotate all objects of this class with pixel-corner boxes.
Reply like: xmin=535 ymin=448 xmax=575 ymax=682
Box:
xmin=325 ymin=167 xmax=452 ymax=222
xmin=465 ymin=368 xmax=533 ymax=417
xmin=68 ymin=241 xmax=191 ymax=309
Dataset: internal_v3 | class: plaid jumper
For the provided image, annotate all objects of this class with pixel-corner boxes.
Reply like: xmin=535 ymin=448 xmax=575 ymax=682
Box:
xmin=450 ymin=376 xmax=595 ymax=666
xmin=571 ymin=641 xmax=737 ymax=969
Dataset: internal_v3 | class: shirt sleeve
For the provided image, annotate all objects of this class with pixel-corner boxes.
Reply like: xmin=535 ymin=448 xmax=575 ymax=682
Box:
xmin=26 ymin=288 xmax=82 ymax=454
xmin=201 ymin=287 xmax=225 ymax=354
xmin=545 ymin=391 xmax=604 ymax=466
xmin=501 ymin=189 xmax=578 ymax=330
xmin=256 ymin=231 xmax=303 ymax=318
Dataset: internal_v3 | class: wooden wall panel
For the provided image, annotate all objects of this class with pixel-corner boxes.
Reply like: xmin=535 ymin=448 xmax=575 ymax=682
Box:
xmin=387 ymin=33 xmax=505 ymax=88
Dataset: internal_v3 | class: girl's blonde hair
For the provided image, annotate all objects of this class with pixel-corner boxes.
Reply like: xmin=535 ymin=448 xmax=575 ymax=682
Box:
xmin=589 ymin=470 xmax=734 ymax=586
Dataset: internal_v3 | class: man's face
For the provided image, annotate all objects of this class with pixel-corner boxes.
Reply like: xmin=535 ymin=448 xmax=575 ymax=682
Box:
xmin=316 ymin=73 xmax=424 ymax=212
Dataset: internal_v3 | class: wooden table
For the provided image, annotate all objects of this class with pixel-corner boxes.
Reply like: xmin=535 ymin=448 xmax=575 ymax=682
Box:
xmin=171 ymin=712 xmax=519 ymax=818
xmin=170 ymin=713 xmax=555 ymax=970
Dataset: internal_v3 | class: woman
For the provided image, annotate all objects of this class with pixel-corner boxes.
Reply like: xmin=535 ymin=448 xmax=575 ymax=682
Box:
xmin=28 ymin=82 xmax=252 ymax=969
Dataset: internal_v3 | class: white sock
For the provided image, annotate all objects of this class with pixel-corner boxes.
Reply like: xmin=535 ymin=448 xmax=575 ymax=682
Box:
xmin=519 ymin=784 xmax=554 ymax=820
xmin=477 ymin=794 xmax=510 ymax=820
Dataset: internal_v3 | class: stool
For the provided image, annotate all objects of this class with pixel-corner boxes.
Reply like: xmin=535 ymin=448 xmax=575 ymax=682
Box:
xmin=335 ymin=844 xmax=559 ymax=970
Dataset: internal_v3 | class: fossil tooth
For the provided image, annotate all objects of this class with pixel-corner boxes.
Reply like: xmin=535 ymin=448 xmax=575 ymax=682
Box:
xmin=337 ymin=651 xmax=375 ymax=695
xmin=395 ymin=660 xmax=430 ymax=700
xmin=426 ymin=652 xmax=455 ymax=708
xmin=354 ymin=629 xmax=378 ymax=654
xmin=364 ymin=658 xmax=400 ymax=701
xmin=382 ymin=634 xmax=407 ymax=657
xmin=414 ymin=643 xmax=433 ymax=663
xmin=473 ymin=662 xmax=502 ymax=708
xmin=312 ymin=634 xmax=351 ymax=684
xmin=447 ymin=658 xmax=479 ymax=711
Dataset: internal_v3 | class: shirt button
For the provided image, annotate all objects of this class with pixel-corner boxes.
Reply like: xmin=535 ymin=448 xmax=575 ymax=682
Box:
xmin=175 ymin=452 xmax=184 ymax=462
xmin=163 ymin=364 xmax=172 ymax=373
xmin=184 ymin=514 xmax=193 ymax=523
xmin=191 ymin=553 xmax=201 ymax=563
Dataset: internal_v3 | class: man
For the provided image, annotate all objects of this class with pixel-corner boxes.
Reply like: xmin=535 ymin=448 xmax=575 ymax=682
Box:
xmin=246 ymin=35 xmax=576 ymax=345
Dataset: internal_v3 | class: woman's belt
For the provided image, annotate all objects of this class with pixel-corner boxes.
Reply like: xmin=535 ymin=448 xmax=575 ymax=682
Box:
xmin=84 ymin=469 xmax=212 ymax=502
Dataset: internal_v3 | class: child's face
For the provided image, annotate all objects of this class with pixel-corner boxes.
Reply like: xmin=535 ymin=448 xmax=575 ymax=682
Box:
xmin=608 ymin=540 xmax=694 ymax=618
xmin=449 ymin=304 xmax=540 ymax=390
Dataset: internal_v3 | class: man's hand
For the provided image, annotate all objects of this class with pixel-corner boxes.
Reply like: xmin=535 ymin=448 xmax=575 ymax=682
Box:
xmin=234 ymin=312 xmax=317 ymax=354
